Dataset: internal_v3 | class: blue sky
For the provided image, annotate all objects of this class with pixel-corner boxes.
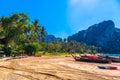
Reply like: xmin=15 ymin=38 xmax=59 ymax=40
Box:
xmin=0 ymin=0 xmax=120 ymax=38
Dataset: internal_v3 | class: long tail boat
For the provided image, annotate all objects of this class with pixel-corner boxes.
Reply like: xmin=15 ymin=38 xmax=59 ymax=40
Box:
xmin=71 ymin=54 xmax=111 ymax=63
xmin=109 ymin=56 xmax=120 ymax=62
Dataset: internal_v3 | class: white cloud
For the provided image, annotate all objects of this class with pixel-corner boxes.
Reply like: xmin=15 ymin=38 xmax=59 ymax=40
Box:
xmin=69 ymin=0 xmax=99 ymax=11
xmin=67 ymin=0 xmax=120 ymax=32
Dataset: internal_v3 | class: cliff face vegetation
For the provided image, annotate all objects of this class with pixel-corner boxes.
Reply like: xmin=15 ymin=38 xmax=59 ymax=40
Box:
xmin=68 ymin=20 xmax=120 ymax=53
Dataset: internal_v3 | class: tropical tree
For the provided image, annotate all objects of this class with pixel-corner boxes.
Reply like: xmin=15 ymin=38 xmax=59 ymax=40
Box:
xmin=28 ymin=19 xmax=47 ymax=43
xmin=40 ymin=26 xmax=47 ymax=43
xmin=0 ymin=13 xmax=47 ymax=56
xmin=54 ymin=42 xmax=61 ymax=53
xmin=28 ymin=19 xmax=40 ymax=43
xmin=88 ymin=45 xmax=99 ymax=54
xmin=47 ymin=43 xmax=54 ymax=53
xmin=0 ymin=13 xmax=30 ymax=47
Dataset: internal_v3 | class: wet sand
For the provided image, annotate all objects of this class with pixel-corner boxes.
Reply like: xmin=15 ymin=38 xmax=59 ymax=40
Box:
xmin=0 ymin=56 xmax=120 ymax=80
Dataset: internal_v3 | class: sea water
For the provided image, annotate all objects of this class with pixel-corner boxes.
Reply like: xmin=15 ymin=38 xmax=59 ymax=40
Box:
xmin=103 ymin=54 xmax=120 ymax=58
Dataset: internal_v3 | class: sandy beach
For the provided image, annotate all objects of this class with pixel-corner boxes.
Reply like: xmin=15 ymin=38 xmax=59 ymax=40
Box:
xmin=0 ymin=56 xmax=120 ymax=80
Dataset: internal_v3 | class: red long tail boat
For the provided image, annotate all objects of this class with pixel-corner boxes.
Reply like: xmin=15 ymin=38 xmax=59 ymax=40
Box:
xmin=71 ymin=54 xmax=111 ymax=63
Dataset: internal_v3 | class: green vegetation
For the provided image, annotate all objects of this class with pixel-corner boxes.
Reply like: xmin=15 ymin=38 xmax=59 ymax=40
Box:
xmin=35 ymin=52 xmax=70 ymax=56
xmin=0 ymin=13 xmax=100 ymax=57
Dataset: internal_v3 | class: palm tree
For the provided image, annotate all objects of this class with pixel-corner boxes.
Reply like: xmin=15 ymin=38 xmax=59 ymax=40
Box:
xmin=28 ymin=19 xmax=45 ymax=43
xmin=40 ymin=26 xmax=47 ymax=43
xmin=0 ymin=13 xmax=30 ymax=47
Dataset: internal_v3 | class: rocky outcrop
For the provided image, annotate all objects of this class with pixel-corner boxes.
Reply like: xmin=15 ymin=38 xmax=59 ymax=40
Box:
xmin=46 ymin=35 xmax=62 ymax=43
xmin=68 ymin=20 xmax=120 ymax=53
xmin=46 ymin=35 xmax=56 ymax=43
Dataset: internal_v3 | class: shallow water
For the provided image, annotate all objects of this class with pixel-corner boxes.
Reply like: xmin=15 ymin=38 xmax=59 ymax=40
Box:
xmin=104 ymin=54 xmax=120 ymax=57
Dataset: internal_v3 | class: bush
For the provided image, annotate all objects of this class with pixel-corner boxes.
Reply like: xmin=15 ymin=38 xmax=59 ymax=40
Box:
xmin=15 ymin=42 xmax=43 ymax=56
xmin=35 ymin=52 xmax=42 ymax=57
xmin=24 ymin=43 xmax=36 ymax=56
xmin=3 ymin=46 xmax=12 ymax=56
xmin=11 ymin=50 xmax=20 ymax=57
xmin=0 ymin=45 xmax=4 ymax=57
xmin=33 ymin=42 xmax=43 ymax=52
xmin=16 ymin=45 xmax=25 ymax=54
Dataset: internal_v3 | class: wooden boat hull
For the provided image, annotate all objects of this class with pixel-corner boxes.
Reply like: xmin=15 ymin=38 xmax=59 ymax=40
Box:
xmin=109 ymin=57 xmax=120 ymax=62
xmin=74 ymin=56 xmax=110 ymax=63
